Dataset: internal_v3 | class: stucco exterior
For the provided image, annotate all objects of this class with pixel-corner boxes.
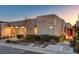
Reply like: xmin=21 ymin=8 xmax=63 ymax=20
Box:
xmin=0 ymin=22 xmax=10 ymax=38
xmin=0 ymin=14 xmax=66 ymax=38
xmin=37 ymin=14 xmax=65 ymax=36
xmin=24 ymin=19 xmax=37 ymax=35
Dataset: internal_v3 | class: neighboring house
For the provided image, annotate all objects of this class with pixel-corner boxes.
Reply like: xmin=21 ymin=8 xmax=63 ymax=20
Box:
xmin=65 ymin=23 xmax=75 ymax=40
xmin=0 ymin=14 xmax=66 ymax=38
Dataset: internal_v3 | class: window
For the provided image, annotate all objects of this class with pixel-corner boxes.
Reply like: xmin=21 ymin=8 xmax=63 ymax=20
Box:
xmin=34 ymin=26 xmax=38 ymax=34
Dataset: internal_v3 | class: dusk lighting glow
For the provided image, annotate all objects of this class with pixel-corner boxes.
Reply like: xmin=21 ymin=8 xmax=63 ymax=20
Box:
xmin=0 ymin=5 xmax=79 ymax=25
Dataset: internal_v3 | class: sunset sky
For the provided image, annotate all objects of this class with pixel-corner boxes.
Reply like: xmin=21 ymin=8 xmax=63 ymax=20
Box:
xmin=0 ymin=5 xmax=79 ymax=25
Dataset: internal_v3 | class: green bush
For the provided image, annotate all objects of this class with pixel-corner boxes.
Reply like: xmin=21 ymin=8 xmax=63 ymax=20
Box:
xmin=59 ymin=34 xmax=66 ymax=42
xmin=70 ymin=39 xmax=76 ymax=47
xmin=75 ymin=27 xmax=79 ymax=42
xmin=24 ymin=34 xmax=60 ymax=43
xmin=5 ymin=40 xmax=11 ymax=43
xmin=16 ymin=35 xmax=24 ymax=39
xmin=24 ymin=35 xmax=35 ymax=42
xmin=34 ymin=35 xmax=40 ymax=41
xmin=74 ymin=43 xmax=79 ymax=49
xmin=24 ymin=34 xmax=51 ymax=42
xmin=50 ymin=35 xmax=59 ymax=42
xmin=39 ymin=34 xmax=51 ymax=42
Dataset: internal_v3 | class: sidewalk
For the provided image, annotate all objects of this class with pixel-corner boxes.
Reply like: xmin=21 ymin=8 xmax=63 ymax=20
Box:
xmin=0 ymin=40 xmax=75 ymax=54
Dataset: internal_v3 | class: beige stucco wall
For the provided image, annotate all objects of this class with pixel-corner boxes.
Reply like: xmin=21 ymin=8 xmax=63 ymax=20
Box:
xmin=0 ymin=21 xmax=27 ymax=38
xmin=0 ymin=14 xmax=65 ymax=37
xmin=37 ymin=14 xmax=65 ymax=36
xmin=24 ymin=19 xmax=37 ymax=35
xmin=1 ymin=23 xmax=12 ymax=37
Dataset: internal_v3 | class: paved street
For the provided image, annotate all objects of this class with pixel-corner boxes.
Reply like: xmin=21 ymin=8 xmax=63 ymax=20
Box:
xmin=0 ymin=40 xmax=43 ymax=54
xmin=0 ymin=45 xmax=42 ymax=54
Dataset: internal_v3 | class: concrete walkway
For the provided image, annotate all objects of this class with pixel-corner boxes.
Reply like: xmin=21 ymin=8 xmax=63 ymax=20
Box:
xmin=0 ymin=45 xmax=43 ymax=54
xmin=0 ymin=40 xmax=75 ymax=54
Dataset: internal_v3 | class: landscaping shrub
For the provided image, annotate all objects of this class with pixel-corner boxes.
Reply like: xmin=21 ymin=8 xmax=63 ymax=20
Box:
xmin=74 ymin=42 xmax=79 ymax=53
xmin=50 ymin=35 xmax=59 ymax=42
xmin=5 ymin=40 xmax=18 ymax=44
xmin=0 ymin=37 xmax=1 ymax=39
xmin=34 ymin=35 xmax=40 ymax=41
xmin=6 ymin=36 xmax=9 ymax=38
xmin=24 ymin=35 xmax=35 ymax=42
xmin=2 ymin=37 xmax=6 ymax=39
xmin=70 ymin=37 xmax=78 ymax=48
xmin=24 ymin=34 xmax=51 ymax=42
xmin=59 ymin=34 xmax=66 ymax=42
xmin=39 ymin=34 xmax=51 ymax=42
xmin=16 ymin=35 xmax=24 ymax=39
xmin=70 ymin=39 xmax=76 ymax=47
xmin=5 ymin=40 xmax=11 ymax=43
xmin=24 ymin=34 xmax=59 ymax=43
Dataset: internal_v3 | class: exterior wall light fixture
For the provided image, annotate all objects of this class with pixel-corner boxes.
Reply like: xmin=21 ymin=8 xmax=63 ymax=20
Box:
xmin=15 ymin=26 xmax=19 ymax=29
xmin=21 ymin=26 xmax=25 ymax=28
xmin=49 ymin=26 xmax=53 ymax=29
xmin=10 ymin=26 xmax=14 ymax=28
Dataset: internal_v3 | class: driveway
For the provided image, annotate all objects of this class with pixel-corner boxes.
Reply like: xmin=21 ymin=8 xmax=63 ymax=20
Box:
xmin=0 ymin=45 xmax=42 ymax=54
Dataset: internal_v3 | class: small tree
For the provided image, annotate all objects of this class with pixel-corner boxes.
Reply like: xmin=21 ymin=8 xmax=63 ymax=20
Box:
xmin=59 ymin=34 xmax=66 ymax=42
xmin=70 ymin=27 xmax=79 ymax=48
xmin=75 ymin=27 xmax=79 ymax=42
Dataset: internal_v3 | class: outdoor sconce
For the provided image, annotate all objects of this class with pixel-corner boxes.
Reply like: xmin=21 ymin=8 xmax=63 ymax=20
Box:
xmin=15 ymin=26 xmax=19 ymax=29
xmin=21 ymin=26 xmax=25 ymax=28
xmin=10 ymin=26 xmax=14 ymax=28
xmin=49 ymin=26 xmax=53 ymax=29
